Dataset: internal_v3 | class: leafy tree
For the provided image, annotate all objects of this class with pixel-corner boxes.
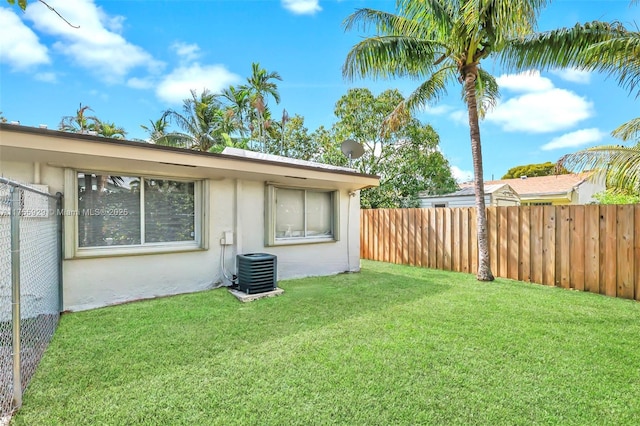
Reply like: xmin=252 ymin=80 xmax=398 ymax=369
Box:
xmin=332 ymin=88 xmax=457 ymax=208
xmin=592 ymin=188 xmax=640 ymax=205
xmin=502 ymin=162 xmax=569 ymax=179
xmin=268 ymin=114 xmax=316 ymax=160
xmin=341 ymin=0 xmax=619 ymax=281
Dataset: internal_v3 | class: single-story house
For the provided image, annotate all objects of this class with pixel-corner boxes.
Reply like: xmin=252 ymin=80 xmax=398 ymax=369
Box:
xmin=418 ymin=183 xmax=520 ymax=208
xmin=458 ymin=173 xmax=604 ymax=205
xmin=0 ymin=123 xmax=378 ymax=311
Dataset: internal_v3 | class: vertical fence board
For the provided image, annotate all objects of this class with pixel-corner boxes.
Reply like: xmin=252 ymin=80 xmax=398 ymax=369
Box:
xmin=408 ymin=209 xmax=416 ymax=266
xmin=470 ymin=208 xmax=478 ymax=275
xmin=363 ymin=209 xmax=368 ymax=259
xmin=542 ymin=206 xmax=556 ymax=286
xmin=435 ymin=209 xmax=444 ymax=270
xmin=530 ymin=207 xmax=544 ymax=285
xmin=635 ymin=205 xmax=640 ymax=301
xmin=498 ymin=208 xmax=508 ymax=279
xmin=460 ymin=209 xmax=470 ymax=273
xmin=519 ymin=206 xmax=531 ymax=282
xmin=401 ymin=209 xmax=409 ymax=265
xmin=557 ymin=206 xmax=571 ymax=289
xmin=382 ymin=209 xmax=390 ymax=263
xmin=421 ymin=209 xmax=429 ymax=268
xmin=452 ymin=209 xmax=461 ymax=272
xmin=388 ymin=209 xmax=397 ymax=264
xmin=616 ymin=205 xmax=634 ymax=299
xmin=487 ymin=207 xmax=499 ymax=277
xmin=584 ymin=205 xmax=600 ymax=294
xmin=429 ymin=209 xmax=437 ymax=269
xmin=570 ymin=205 xmax=585 ymax=291
xmin=414 ymin=209 xmax=423 ymax=267
xmin=507 ymin=206 xmax=520 ymax=280
xmin=601 ymin=205 xmax=617 ymax=296
xmin=443 ymin=209 xmax=452 ymax=270
xmin=372 ymin=209 xmax=379 ymax=261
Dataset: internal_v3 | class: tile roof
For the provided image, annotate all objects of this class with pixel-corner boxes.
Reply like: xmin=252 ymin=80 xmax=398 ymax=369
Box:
xmin=459 ymin=173 xmax=592 ymax=196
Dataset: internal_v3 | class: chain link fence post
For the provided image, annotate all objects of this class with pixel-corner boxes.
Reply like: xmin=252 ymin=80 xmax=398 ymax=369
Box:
xmin=10 ymin=186 xmax=22 ymax=409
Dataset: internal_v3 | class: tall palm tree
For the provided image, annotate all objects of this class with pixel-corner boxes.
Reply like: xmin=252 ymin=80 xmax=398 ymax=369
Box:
xmin=163 ymin=89 xmax=230 ymax=152
xmin=244 ymin=62 xmax=282 ymax=152
xmin=343 ymin=0 xmax=619 ymax=281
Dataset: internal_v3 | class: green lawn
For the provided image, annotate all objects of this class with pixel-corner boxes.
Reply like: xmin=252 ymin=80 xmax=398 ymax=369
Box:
xmin=12 ymin=260 xmax=640 ymax=425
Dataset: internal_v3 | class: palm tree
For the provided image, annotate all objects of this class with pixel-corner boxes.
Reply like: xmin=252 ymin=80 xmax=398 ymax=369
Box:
xmin=140 ymin=112 xmax=185 ymax=147
xmin=342 ymin=0 xmax=620 ymax=281
xmin=59 ymin=103 xmax=100 ymax=134
xmin=244 ymin=62 xmax=282 ymax=152
xmin=163 ymin=89 xmax=230 ymax=152
xmin=96 ymin=121 xmax=126 ymax=139
xmin=220 ymin=85 xmax=251 ymax=137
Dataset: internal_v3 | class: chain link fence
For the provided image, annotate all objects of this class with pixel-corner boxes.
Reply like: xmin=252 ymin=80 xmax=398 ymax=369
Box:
xmin=0 ymin=177 xmax=62 ymax=418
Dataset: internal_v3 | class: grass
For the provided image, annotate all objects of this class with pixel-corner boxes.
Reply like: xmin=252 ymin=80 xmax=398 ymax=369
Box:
xmin=11 ymin=260 xmax=640 ymax=425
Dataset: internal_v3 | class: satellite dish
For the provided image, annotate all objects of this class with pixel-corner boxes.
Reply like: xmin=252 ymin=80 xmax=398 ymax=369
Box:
xmin=340 ymin=139 xmax=364 ymax=167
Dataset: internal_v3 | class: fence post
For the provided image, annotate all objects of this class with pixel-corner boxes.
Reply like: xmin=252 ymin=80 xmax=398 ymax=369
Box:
xmin=10 ymin=186 xmax=22 ymax=408
xmin=56 ymin=193 xmax=64 ymax=312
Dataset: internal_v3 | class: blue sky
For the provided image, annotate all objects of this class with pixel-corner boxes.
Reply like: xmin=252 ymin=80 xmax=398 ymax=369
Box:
xmin=1 ymin=0 xmax=639 ymax=181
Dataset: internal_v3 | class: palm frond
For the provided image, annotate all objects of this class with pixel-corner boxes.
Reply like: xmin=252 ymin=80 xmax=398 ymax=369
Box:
xmin=612 ymin=117 xmax=640 ymax=141
xmin=473 ymin=68 xmax=500 ymax=118
xmin=559 ymin=144 xmax=640 ymax=192
xmin=583 ymin=32 xmax=640 ymax=98
xmin=500 ymin=20 xmax=627 ymax=72
xmin=343 ymin=36 xmax=446 ymax=81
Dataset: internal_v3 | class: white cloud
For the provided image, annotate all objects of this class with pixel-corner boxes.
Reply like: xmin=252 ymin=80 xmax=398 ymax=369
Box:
xmin=0 ymin=7 xmax=50 ymax=70
xmin=171 ymin=42 xmax=201 ymax=63
xmin=156 ymin=64 xmax=242 ymax=104
xmin=551 ymin=68 xmax=591 ymax=84
xmin=485 ymin=88 xmax=593 ymax=133
xmin=451 ymin=166 xmax=474 ymax=183
xmin=423 ymin=104 xmax=454 ymax=115
xmin=449 ymin=110 xmax=469 ymax=126
xmin=541 ymin=128 xmax=606 ymax=151
xmin=35 ymin=72 xmax=57 ymax=82
xmin=282 ymin=0 xmax=321 ymax=15
xmin=24 ymin=0 xmax=163 ymax=83
xmin=496 ymin=70 xmax=554 ymax=93
xmin=127 ymin=77 xmax=154 ymax=90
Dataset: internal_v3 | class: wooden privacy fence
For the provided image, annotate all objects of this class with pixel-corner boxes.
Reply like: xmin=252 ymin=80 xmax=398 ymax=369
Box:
xmin=360 ymin=205 xmax=640 ymax=301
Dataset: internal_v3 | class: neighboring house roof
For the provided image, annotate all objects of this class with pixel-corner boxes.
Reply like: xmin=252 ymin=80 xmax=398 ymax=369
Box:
xmin=420 ymin=183 xmax=510 ymax=199
xmin=458 ymin=173 xmax=593 ymax=197
xmin=0 ymin=123 xmax=379 ymax=191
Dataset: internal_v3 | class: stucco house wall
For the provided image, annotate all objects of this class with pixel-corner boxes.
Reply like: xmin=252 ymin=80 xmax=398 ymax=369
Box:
xmin=0 ymin=124 xmax=377 ymax=311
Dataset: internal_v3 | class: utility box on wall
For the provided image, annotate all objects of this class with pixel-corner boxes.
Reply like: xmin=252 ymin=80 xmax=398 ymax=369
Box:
xmin=236 ymin=253 xmax=277 ymax=294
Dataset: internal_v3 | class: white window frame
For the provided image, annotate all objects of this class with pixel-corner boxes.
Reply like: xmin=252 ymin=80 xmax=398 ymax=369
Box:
xmin=265 ymin=184 xmax=339 ymax=246
xmin=64 ymin=169 xmax=208 ymax=258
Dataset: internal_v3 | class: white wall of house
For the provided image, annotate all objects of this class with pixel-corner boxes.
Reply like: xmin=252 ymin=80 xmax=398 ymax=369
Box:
xmin=1 ymin=159 xmax=362 ymax=311
xmin=420 ymin=194 xmax=491 ymax=208
xmin=573 ymin=178 xmax=605 ymax=204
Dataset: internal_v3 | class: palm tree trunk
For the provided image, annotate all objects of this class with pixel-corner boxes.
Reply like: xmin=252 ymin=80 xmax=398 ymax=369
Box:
xmin=463 ymin=64 xmax=495 ymax=281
